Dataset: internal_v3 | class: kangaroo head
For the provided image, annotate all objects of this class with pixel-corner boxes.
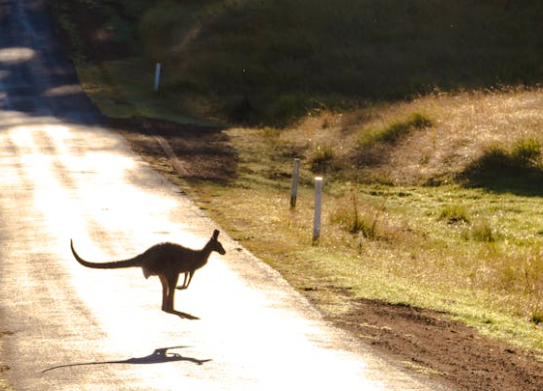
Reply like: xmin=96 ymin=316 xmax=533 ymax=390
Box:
xmin=211 ymin=229 xmax=226 ymax=255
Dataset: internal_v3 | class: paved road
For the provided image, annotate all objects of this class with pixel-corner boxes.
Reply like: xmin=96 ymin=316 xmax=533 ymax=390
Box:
xmin=0 ymin=0 xmax=451 ymax=390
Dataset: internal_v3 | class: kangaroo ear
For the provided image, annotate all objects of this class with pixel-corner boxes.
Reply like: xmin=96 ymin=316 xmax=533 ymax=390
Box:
xmin=213 ymin=229 xmax=220 ymax=239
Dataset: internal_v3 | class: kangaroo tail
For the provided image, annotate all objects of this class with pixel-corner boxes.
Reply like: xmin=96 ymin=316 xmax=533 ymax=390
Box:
xmin=70 ymin=239 xmax=142 ymax=269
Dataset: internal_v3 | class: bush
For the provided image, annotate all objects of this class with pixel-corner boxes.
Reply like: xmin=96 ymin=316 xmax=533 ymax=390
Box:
xmin=531 ymin=312 xmax=543 ymax=325
xmin=439 ymin=204 xmax=470 ymax=224
xmin=510 ymin=138 xmax=542 ymax=168
xmin=307 ymin=144 xmax=336 ymax=173
xmin=330 ymin=192 xmax=385 ymax=239
xmin=462 ymin=220 xmax=496 ymax=242
xmin=358 ymin=112 xmax=432 ymax=149
xmin=460 ymin=138 xmax=543 ymax=194
xmin=476 ymin=138 xmax=541 ymax=172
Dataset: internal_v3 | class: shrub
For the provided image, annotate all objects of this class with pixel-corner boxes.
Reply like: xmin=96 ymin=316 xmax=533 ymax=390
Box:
xmin=460 ymin=138 xmax=543 ymax=194
xmin=439 ymin=204 xmax=470 ymax=224
xmin=358 ymin=112 xmax=432 ymax=149
xmin=510 ymin=138 xmax=542 ymax=168
xmin=330 ymin=193 xmax=380 ymax=239
xmin=307 ymin=144 xmax=336 ymax=173
xmin=463 ymin=220 xmax=496 ymax=242
xmin=531 ymin=312 xmax=543 ymax=325
xmin=474 ymin=138 xmax=541 ymax=172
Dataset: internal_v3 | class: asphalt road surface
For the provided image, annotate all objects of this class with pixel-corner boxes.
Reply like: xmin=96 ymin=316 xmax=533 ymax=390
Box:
xmin=0 ymin=0 xmax=451 ymax=390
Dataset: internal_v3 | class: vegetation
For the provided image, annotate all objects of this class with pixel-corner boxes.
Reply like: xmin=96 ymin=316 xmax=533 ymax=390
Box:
xmin=47 ymin=0 xmax=543 ymax=355
xmin=439 ymin=204 xmax=470 ymax=224
xmin=358 ymin=112 xmax=432 ymax=149
xmin=462 ymin=138 xmax=543 ymax=194
xmin=175 ymin=90 xmax=543 ymax=353
xmin=50 ymin=0 xmax=543 ymax=125
xmin=182 ymin=128 xmax=543 ymax=353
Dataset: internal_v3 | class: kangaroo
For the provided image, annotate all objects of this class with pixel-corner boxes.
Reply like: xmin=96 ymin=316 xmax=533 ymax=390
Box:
xmin=70 ymin=230 xmax=226 ymax=315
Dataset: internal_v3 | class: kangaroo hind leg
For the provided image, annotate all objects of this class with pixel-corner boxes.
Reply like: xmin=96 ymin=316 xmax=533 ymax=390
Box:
xmin=159 ymin=275 xmax=170 ymax=312
xmin=163 ymin=273 xmax=180 ymax=313
xmin=176 ymin=271 xmax=195 ymax=290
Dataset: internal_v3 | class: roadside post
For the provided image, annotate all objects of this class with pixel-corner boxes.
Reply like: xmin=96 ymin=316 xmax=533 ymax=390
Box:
xmin=290 ymin=158 xmax=300 ymax=208
xmin=154 ymin=63 xmax=162 ymax=92
xmin=313 ymin=176 xmax=323 ymax=243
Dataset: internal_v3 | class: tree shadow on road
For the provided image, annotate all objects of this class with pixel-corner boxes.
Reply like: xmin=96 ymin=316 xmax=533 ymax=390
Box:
xmin=42 ymin=346 xmax=211 ymax=374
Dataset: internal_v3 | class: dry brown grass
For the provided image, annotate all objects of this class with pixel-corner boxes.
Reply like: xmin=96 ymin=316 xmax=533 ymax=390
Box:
xmin=281 ymin=87 xmax=543 ymax=185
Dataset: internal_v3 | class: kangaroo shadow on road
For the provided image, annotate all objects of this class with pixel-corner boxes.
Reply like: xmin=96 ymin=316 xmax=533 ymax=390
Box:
xmin=42 ymin=346 xmax=211 ymax=374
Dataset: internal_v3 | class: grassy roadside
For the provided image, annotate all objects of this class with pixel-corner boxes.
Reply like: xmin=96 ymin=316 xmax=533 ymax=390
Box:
xmin=114 ymin=87 xmax=543 ymax=355
xmin=177 ymin=126 xmax=543 ymax=354
xmin=67 ymin=46 xmax=543 ymax=356
xmin=47 ymin=0 xmax=543 ymax=359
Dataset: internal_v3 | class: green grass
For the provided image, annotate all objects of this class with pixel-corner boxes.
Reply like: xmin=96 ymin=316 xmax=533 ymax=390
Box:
xmin=76 ymin=59 xmax=216 ymax=126
xmin=439 ymin=204 xmax=470 ymax=224
xmin=358 ymin=112 xmax=432 ymax=148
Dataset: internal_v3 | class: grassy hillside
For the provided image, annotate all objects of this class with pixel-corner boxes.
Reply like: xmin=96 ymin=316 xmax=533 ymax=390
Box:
xmin=50 ymin=0 xmax=543 ymax=125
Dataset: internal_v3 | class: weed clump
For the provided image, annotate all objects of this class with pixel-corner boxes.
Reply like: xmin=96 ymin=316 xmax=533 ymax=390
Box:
xmin=308 ymin=144 xmax=336 ymax=173
xmin=439 ymin=204 xmax=470 ymax=224
xmin=462 ymin=219 xmax=497 ymax=242
xmin=358 ymin=112 xmax=433 ymax=149
xmin=330 ymin=192 xmax=381 ymax=239
xmin=531 ymin=312 xmax=543 ymax=325
xmin=354 ymin=112 xmax=432 ymax=166
xmin=510 ymin=138 xmax=542 ymax=168
xmin=476 ymin=139 xmax=542 ymax=171
xmin=470 ymin=221 xmax=496 ymax=242
xmin=461 ymin=138 xmax=543 ymax=194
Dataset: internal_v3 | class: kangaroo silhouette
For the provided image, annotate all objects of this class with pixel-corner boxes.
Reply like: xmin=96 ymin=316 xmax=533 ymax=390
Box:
xmin=70 ymin=230 xmax=226 ymax=315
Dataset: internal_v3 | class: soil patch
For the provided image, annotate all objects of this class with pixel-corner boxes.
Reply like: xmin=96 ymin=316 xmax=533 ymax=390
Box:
xmin=109 ymin=117 xmax=237 ymax=182
xmin=335 ymin=298 xmax=543 ymax=391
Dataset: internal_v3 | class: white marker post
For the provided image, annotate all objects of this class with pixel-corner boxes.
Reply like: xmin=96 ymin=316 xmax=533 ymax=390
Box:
xmin=290 ymin=158 xmax=300 ymax=208
xmin=313 ymin=177 xmax=323 ymax=243
xmin=154 ymin=63 xmax=162 ymax=92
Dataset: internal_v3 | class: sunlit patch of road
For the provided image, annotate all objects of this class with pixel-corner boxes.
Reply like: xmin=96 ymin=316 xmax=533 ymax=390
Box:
xmin=0 ymin=47 xmax=36 ymax=65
